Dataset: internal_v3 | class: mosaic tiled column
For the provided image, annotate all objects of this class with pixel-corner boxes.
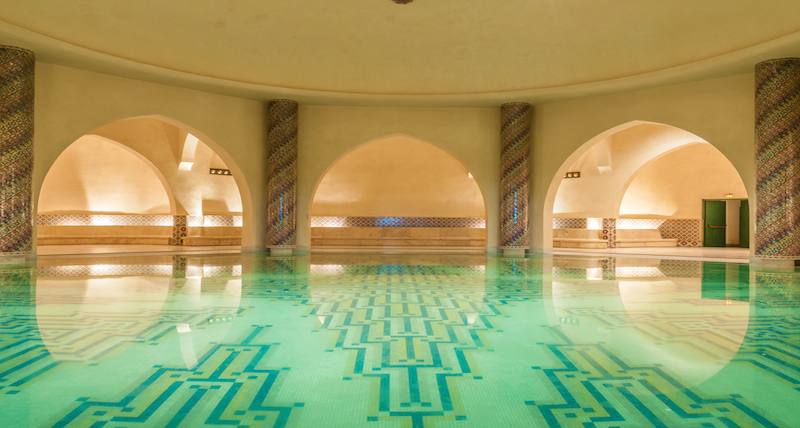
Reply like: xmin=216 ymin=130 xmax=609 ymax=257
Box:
xmin=266 ymin=99 xmax=298 ymax=255
xmin=171 ymin=215 xmax=187 ymax=246
xmin=500 ymin=102 xmax=531 ymax=256
xmin=0 ymin=46 xmax=35 ymax=257
xmin=602 ymin=218 xmax=617 ymax=249
xmin=755 ymin=58 xmax=800 ymax=262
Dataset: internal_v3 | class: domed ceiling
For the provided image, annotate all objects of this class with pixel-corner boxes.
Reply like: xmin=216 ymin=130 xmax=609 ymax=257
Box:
xmin=1 ymin=0 xmax=800 ymax=104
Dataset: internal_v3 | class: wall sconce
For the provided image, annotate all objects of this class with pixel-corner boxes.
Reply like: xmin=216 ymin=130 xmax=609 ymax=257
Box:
xmin=725 ymin=193 xmax=734 ymax=198
xmin=563 ymin=171 xmax=581 ymax=179
xmin=210 ymin=168 xmax=232 ymax=176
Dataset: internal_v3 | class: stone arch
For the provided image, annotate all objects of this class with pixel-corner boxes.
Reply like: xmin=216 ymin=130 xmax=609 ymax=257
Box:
xmin=309 ymin=134 xmax=489 ymax=248
xmin=543 ymin=121 xmax=750 ymax=248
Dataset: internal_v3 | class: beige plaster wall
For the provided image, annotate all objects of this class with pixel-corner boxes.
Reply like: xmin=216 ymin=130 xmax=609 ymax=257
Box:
xmin=31 ymin=62 xmax=759 ymax=253
xmin=299 ymin=106 xmax=500 ymax=249
xmin=619 ymin=144 xmax=747 ymax=218
xmin=38 ymin=135 xmax=172 ymax=214
xmin=535 ymin=73 xmax=755 ymax=250
xmin=33 ymin=63 xmax=265 ymax=249
xmin=311 ymin=136 xmax=485 ymax=218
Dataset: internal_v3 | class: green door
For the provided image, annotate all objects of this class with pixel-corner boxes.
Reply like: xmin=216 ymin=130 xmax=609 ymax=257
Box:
xmin=703 ymin=200 xmax=726 ymax=247
xmin=739 ymin=199 xmax=749 ymax=248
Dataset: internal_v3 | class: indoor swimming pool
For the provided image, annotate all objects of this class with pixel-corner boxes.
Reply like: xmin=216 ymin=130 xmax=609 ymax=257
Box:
xmin=0 ymin=253 xmax=797 ymax=427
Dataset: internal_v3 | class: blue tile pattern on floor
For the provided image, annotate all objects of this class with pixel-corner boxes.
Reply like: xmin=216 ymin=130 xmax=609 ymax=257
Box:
xmin=0 ymin=255 xmax=798 ymax=427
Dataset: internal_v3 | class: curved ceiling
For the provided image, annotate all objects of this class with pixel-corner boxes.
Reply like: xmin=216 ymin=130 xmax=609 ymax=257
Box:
xmin=2 ymin=0 xmax=800 ymax=104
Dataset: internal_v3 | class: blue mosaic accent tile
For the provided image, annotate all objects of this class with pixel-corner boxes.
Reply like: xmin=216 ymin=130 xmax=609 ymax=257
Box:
xmin=310 ymin=216 xmax=486 ymax=228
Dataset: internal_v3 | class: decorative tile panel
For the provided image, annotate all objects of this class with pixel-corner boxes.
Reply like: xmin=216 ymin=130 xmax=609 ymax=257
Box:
xmin=309 ymin=264 xmax=485 ymax=276
xmin=310 ymin=216 xmax=486 ymax=228
xmin=38 ymin=215 xmax=174 ymax=226
xmin=36 ymin=264 xmax=173 ymax=277
xmin=659 ymin=219 xmax=703 ymax=247
xmin=204 ymin=215 xmax=243 ymax=227
xmin=500 ymin=102 xmax=530 ymax=248
xmin=552 ymin=218 xmax=587 ymax=229
xmin=616 ymin=219 xmax=665 ymax=230
xmin=266 ymin=99 xmax=298 ymax=248
xmin=170 ymin=215 xmax=187 ymax=245
xmin=602 ymin=218 xmax=616 ymax=248
xmin=755 ymin=58 xmax=800 ymax=258
xmin=0 ymin=46 xmax=35 ymax=254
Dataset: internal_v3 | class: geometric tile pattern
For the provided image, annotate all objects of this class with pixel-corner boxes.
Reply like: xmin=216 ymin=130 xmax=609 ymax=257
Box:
xmin=38 ymin=214 xmax=175 ymax=226
xmin=310 ymin=216 xmax=486 ymax=228
xmin=602 ymin=218 xmax=616 ymax=248
xmin=500 ymin=102 xmax=531 ymax=248
xmin=36 ymin=264 xmax=173 ymax=277
xmin=3 ymin=257 xmax=799 ymax=427
xmin=552 ymin=218 xmax=587 ymax=229
xmin=171 ymin=215 xmax=187 ymax=245
xmin=308 ymin=264 xmax=486 ymax=276
xmin=659 ymin=219 xmax=703 ymax=247
xmin=526 ymin=321 xmax=790 ymax=428
xmin=307 ymin=268 xmax=533 ymax=427
xmin=39 ymin=215 xmax=241 ymax=228
xmin=616 ymin=218 xmax=666 ymax=229
xmin=755 ymin=58 xmax=800 ymax=258
xmin=0 ymin=46 xmax=35 ymax=254
xmin=552 ymin=259 xmax=705 ymax=280
xmin=266 ymin=99 xmax=298 ymax=248
xmin=203 ymin=215 xmax=243 ymax=227
xmin=51 ymin=327 xmax=298 ymax=428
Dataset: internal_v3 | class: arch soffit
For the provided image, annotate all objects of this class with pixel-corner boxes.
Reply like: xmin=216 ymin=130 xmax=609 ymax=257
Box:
xmin=39 ymin=134 xmax=178 ymax=215
xmin=309 ymin=133 xmax=489 ymax=218
xmin=544 ymin=120 xmax=749 ymax=225
xmin=612 ymin=142 xmax=750 ymax=218
xmin=40 ymin=114 xmax=253 ymax=220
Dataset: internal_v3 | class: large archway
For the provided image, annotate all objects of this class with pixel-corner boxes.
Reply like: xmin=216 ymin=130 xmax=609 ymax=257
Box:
xmin=37 ymin=117 xmax=249 ymax=252
xmin=544 ymin=122 xmax=749 ymax=253
xmin=309 ymin=135 xmax=488 ymax=249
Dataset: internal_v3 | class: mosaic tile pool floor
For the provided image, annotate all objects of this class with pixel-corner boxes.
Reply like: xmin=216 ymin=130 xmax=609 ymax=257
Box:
xmin=0 ymin=253 xmax=798 ymax=427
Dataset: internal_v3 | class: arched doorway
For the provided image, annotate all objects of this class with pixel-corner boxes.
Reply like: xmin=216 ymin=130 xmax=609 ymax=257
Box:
xmin=545 ymin=122 xmax=749 ymax=254
xmin=309 ymin=135 xmax=488 ymax=249
xmin=37 ymin=117 xmax=247 ymax=252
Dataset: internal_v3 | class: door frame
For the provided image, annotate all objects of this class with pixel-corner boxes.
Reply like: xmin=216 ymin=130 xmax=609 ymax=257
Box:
xmin=702 ymin=198 xmax=748 ymax=248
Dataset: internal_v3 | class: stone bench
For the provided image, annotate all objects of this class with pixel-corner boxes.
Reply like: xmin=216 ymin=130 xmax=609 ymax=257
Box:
xmin=184 ymin=227 xmax=242 ymax=246
xmin=38 ymin=235 xmax=171 ymax=245
xmin=552 ymin=229 xmax=607 ymax=249
xmin=37 ymin=225 xmax=241 ymax=246
xmin=311 ymin=227 xmax=486 ymax=248
xmin=616 ymin=229 xmax=678 ymax=247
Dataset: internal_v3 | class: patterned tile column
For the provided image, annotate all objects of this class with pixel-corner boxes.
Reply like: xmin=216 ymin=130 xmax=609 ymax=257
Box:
xmin=171 ymin=215 xmax=187 ymax=246
xmin=0 ymin=46 xmax=35 ymax=257
xmin=755 ymin=58 xmax=800 ymax=263
xmin=602 ymin=218 xmax=617 ymax=249
xmin=500 ymin=102 xmax=531 ymax=256
xmin=266 ymin=99 xmax=299 ymax=255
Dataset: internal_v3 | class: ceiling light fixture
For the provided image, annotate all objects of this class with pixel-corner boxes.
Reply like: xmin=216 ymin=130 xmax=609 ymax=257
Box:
xmin=391 ymin=0 xmax=414 ymax=4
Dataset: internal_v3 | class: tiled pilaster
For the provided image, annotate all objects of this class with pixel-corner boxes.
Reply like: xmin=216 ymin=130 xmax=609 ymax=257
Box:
xmin=602 ymin=218 xmax=617 ymax=248
xmin=0 ymin=46 xmax=34 ymax=255
xmin=755 ymin=58 xmax=800 ymax=260
xmin=499 ymin=102 xmax=531 ymax=251
xmin=171 ymin=215 xmax=187 ymax=245
xmin=266 ymin=99 xmax=298 ymax=252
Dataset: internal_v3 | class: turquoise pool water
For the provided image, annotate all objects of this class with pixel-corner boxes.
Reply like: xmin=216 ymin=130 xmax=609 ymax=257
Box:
xmin=0 ymin=253 xmax=797 ymax=427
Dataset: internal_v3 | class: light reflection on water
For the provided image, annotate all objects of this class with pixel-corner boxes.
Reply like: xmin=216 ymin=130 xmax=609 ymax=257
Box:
xmin=0 ymin=253 xmax=797 ymax=427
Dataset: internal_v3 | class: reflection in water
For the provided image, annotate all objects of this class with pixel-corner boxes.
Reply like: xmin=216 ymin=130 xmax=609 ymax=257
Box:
xmin=0 ymin=254 xmax=797 ymax=427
